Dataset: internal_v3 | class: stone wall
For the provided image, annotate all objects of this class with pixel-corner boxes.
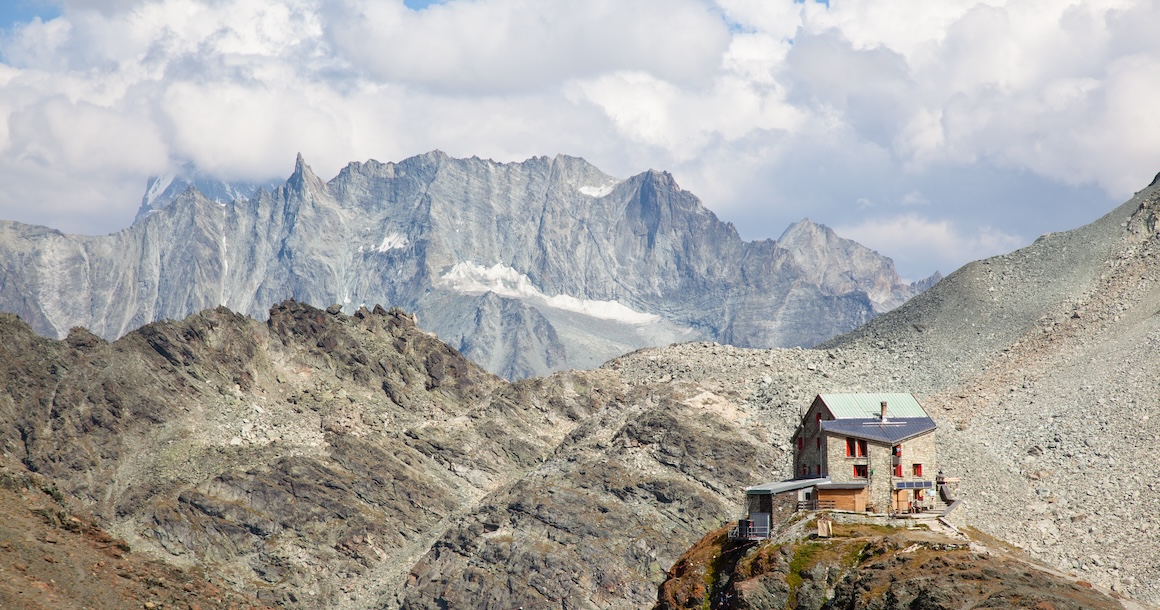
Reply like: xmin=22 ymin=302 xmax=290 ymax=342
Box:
xmin=824 ymin=432 xmax=868 ymax=484
xmin=822 ymin=428 xmax=937 ymax=512
xmin=867 ymin=439 xmax=893 ymax=511
xmin=792 ymin=400 xmax=829 ymax=478
xmin=898 ymin=431 xmax=937 ymax=483
xmin=892 ymin=431 xmax=938 ymax=509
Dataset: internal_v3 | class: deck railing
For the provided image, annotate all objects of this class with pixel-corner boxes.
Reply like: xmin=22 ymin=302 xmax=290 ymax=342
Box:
xmin=727 ymin=521 xmax=770 ymax=540
xmin=796 ymin=499 xmax=836 ymax=511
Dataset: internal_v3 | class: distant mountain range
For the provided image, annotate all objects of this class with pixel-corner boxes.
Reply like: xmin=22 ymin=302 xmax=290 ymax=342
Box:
xmin=0 ymin=152 xmax=937 ymax=378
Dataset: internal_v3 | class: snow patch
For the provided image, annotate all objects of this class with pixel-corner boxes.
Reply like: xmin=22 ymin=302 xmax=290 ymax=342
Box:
xmin=579 ymin=183 xmax=617 ymax=198
xmin=377 ymin=233 xmax=407 ymax=252
xmin=142 ymin=173 xmax=176 ymax=208
xmin=437 ymin=262 xmax=659 ymax=324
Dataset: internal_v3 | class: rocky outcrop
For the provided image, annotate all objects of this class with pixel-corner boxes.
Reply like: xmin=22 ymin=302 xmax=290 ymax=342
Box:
xmin=655 ymin=520 xmax=1123 ymax=610
xmin=0 ymin=152 xmax=934 ymax=379
xmin=1 ymin=300 xmax=508 ymax=608
xmin=0 ymin=464 xmax=274 ymax=610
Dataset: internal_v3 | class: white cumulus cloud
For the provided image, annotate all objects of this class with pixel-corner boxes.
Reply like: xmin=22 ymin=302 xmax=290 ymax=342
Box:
xmin=0 ymin=0 xmax=1155 ymax=278
xmin=835 ymin=214 xmax=1024 ymax=281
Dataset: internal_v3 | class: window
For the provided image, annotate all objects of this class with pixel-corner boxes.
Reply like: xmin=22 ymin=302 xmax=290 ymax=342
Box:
xmin=801 ymin=465 xmax=807 ymax=477
xmin=853 ymin=464 xmax=868 ymax=478
xmin=857 ymin=440 xmax=867 ymax=457
xmin=893 ymin=444 xmax=902 ymax=457
xmin=913 ymin=463 xmax=923 ymax=477
xmin=816 ymin=437 xmax=821 ymax=449
xmin=846 ymin=437 xmax=855 ymax=456
xmin=797 ymin=437 xmax=803 ymax=451
xmin=846 ymin=438 xmax=867 ymax=457
xmin=816 ymin=413 xmax=822 ymax=425
xmin=816 ymin=465 xmax=821 ymax=476
xmin=893 ymin=464 xmax=903 ymax=478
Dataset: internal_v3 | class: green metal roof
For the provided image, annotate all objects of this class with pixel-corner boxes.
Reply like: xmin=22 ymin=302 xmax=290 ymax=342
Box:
xmin=817 ymin=393 xmax=928 ymax=419
xmin=746 ymin=477 xmax=829 ymax=495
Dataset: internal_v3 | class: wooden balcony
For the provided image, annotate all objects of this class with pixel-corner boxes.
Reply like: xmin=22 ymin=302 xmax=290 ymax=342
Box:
xmin=796 ymin=499 xmax=836 ymax=511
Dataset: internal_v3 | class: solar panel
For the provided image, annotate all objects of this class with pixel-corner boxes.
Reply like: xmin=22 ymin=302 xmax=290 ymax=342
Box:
xmin=894 ymin=481 xmax=933 ymax=489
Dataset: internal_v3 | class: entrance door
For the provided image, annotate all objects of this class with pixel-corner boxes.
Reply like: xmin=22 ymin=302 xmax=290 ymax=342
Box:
xmin=750 ymin=512 xmax=770 ymax=537
xmin=892 ymin=490 xmax=910 ymax=513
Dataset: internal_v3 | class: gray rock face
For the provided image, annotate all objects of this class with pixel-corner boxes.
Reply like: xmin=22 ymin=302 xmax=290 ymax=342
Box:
xmin=136 ymin=170 xmax=283 ymax=221
xmin=0 ymin=151 xmax=933 ymax=378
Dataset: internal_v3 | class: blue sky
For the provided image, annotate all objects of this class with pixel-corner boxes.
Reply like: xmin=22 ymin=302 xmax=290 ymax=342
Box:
xmin=0 ymin=1 xmax=57 ymax=30
xmin=0 ymin=0 xmax=1157 ymax=281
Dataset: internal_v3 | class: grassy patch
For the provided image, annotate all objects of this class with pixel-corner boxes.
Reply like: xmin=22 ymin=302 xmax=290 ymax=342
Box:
xmin=785 ymin=542 xmax=826 ymax=607
xmin=786 ymin=542 xmax=824 ymax=588
xmin=842 ymin=540 xmax=869 ymax=568
xmin=962 ymin=526 xmax=1023 ymax=555
xmin=830 ymin=522 xmax=898 ymax=538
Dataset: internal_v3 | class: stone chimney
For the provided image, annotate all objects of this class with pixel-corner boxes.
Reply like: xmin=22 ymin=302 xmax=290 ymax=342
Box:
xmin=880 ymin=401 xmax=888 ymax=422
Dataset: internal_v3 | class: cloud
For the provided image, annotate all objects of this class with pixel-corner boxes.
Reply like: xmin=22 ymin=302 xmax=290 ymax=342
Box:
xmin=900 ymin=190 xmax=928 ymax=206
xmin=0 ymin=0 xmax=1154 ymax=282
xmin=835 ymin=214 xmax=1024 ymax=280
xmin=320 ymin=0 xmax=731 ymax=93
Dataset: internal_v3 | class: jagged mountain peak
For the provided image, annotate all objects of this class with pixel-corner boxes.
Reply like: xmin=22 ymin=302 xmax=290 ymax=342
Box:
xmin=0 ymin=150 xmax=933 ymax=378
xmin=286 ymin=152 xmax=328 ymax=195
xmin=776 ymin=217 xmax=828 ymax=242
xmin=774 ymin=217 xmax=925 ymax=313
xmin=136 ymin=166 xmax=282 ymax=222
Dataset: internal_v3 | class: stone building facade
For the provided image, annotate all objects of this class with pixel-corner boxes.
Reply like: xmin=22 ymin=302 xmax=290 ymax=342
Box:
xmin=791 ymin=393 xmax=937 ymax=513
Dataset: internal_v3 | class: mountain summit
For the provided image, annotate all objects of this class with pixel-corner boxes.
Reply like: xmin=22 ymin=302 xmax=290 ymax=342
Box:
xmin=0 ymin=152 xmax=935 ymax=378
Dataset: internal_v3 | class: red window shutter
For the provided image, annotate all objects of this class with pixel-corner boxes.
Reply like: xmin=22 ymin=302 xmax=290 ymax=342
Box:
xmin=914 ymin=464 xmax=923 ymax=477
xmin=798 ymin=437 xmax=803 ymax=451
xmin=816 ymin=437 xmax=821 ymax=449
xmin=858 ymin=440 xmax=867 ymax=457
xmin=894 ymin=464 xmax=902 ymax=477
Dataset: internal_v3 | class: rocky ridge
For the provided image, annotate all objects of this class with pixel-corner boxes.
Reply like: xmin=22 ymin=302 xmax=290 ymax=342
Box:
xmin=654 ymin=517 xmax=1126 ymax=609
xmin=0 ymin=300 xmax=788 ymax=609
xmin=0 ymin=151 xmax=934 ymax=379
